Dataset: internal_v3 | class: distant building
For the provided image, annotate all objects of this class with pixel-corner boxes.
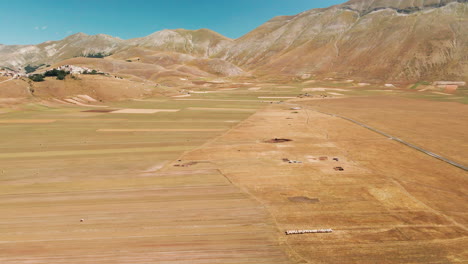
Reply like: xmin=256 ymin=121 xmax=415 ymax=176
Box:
xmin=57 ymin=65 xmax=97 ymax=74
xmin=433 ymin=81 xmax=466 ymax=93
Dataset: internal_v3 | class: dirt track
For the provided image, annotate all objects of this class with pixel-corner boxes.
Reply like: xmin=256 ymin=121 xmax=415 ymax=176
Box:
xmin=299 ymin=96 xmax=468 ymax=165
xmin=313 ymin=109 xmax=467 ymax=171
xmin=0 ymin=78 xmax=13 ymax=84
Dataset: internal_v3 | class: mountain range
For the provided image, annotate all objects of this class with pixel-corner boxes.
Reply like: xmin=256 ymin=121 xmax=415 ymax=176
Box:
xmin=1 ymin=0 xmax=467 ymax=82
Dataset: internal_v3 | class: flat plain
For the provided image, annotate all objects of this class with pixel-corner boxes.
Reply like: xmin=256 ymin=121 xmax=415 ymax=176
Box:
xmin=0 ymin=91 xmax=292 ymax=263
xmin=0 ymin=84 xmax=467 ymax=263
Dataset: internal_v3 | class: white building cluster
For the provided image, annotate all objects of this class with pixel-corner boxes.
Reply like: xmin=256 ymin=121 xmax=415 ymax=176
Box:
xmin=56 ymin=65 xmax=102 ymax=74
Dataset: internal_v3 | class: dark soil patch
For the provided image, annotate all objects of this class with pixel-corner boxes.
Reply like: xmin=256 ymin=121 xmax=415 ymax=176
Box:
xmin=288 ymin=196 xmax=320 ymax=203
xmin=265 ymin=138 xmax=293 ymax=143
xmin=174 ymin=162 xmax=199 ymax=168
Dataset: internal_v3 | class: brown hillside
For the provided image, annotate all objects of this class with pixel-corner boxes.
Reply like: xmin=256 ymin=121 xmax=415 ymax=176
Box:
xmin=221 ymin=0 xmax=468 ymax=82
xmin=31 ymin=74 xmax=159 ymax=101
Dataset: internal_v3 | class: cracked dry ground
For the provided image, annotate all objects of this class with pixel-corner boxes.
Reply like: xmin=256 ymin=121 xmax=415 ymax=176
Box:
xmin=181 ymin=103 xmax=468 ymax=264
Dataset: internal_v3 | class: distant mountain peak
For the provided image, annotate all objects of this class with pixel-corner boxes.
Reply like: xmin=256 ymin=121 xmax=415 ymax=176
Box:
xmin=68 ymin=32 xmax=88 ymax=38
xmin=339 ymin=0 xmax=466 ymax=14
xmin=65 ymin=32 xmax=124 ymax=41
xmin=95 ymin=33 xmax=121 ymax=39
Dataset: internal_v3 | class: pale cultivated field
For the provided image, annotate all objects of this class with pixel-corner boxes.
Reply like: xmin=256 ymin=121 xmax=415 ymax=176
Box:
xmin=0 ymin=95 xmax=293 ymax=264
xmin=110 ymin=109 xmax=180 ymax=114
xmin=187 ymin=107 xmax=257 ymax=112
xmin=1 ymin=85 xmax=467 ymax=263
xmin=97 ymin=128 xmax=226 ymax=132
xmin=0 ymin=119 xmax=57 ymax=124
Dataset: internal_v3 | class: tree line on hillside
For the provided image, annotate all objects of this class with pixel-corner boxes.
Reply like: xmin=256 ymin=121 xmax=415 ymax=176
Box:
xmin=29 ymin=69 xmax=70 ymax=82
xmin=28 ymin=68 xmax=105 ymax=82
xmin=24 ymin=64 xmax=50 ymax=74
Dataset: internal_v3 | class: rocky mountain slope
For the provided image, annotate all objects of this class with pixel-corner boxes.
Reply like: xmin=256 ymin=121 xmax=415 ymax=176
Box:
xmin=0 ymin=33 xmax=125 ymax=70
xmin=342 ymin=0 xmax=467 ymax=14
xmin=127 ymin=29 xmax=232 ymax=57
xmin=0 ymin=29 xmax=233 ymax=72
xmin=1 ymin=0 xmax=467 ymax=82
xmin=220 ymin=0 xmax=468 ymax=81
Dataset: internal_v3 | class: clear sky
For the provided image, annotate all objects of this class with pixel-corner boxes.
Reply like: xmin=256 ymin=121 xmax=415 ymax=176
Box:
xmin=0 ymin=0 xmax=345 ymax=45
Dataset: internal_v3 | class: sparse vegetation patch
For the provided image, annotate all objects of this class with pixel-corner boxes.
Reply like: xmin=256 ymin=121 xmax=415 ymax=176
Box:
xmin=410 ymin=81 xmax=431 ymax=89
xmin=24 ymin=64 xmax=45 ymax=74
xmin=81 ymin=52 xmax=111 ymax=58
xmin=82 ymin=69 xmax=105 ymax=75
xmin=44 ymin=69 xmax=70 ymax=80
xmin=28 ymin=69 xmax=70 ymax=81
xmin=28 ymin=74 xmax=45 ymax=82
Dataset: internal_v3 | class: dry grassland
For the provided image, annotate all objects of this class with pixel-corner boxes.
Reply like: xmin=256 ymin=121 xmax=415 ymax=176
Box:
xmin=1 ymin=86 xmax=466 ymax=263
xmin=180 ymin=99 xmax=467 ymax=263
xmin=0 ymin=119 xmax=57 ymax=124
xmin=0 ymin=98 xmax=290 ymax=263
xmin=301 ymin=96 xmax=468 ymax=165
xmin=110 ymin=109 xmax=180 ymax=114
xmin=187 ymin=107 xmax=257 ymax=112
xmin=97 ymin=129 xmax=226 ymax=132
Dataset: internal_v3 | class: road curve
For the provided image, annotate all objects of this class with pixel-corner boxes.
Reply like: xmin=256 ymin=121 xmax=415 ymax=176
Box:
xmin=299 ymin=105 xmax=468 ymax=171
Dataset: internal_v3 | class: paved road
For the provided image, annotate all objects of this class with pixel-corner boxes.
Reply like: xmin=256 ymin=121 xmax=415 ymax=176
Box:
xmin=289 ymin=102 xmax=467 ymax=171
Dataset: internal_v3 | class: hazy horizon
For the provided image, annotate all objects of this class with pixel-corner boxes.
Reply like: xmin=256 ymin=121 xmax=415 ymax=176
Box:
xmin=0 ymin=0 xmax=344 ymax=45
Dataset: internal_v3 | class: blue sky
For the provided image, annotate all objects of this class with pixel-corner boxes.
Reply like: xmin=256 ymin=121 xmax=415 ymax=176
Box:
xmin=0 ymin=0 xmax=345 ymax=45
